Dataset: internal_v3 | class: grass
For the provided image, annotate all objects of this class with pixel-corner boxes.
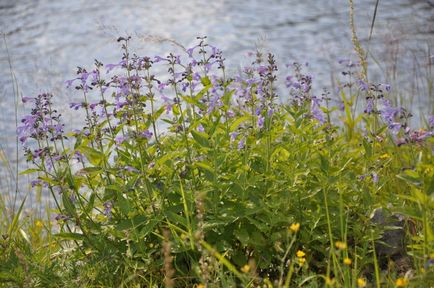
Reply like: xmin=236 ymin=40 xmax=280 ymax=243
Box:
xmin=1 ymin=3 xmax=434 ymax=287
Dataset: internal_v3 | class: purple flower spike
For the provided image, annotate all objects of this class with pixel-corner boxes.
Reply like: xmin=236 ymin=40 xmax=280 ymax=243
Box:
xmin=257 ymin=115 xmax=265 ymax=128
xmin=428 ymin=115 xmax=434 ymax=128
xmin=237 ymin=138 xmax=245 ymax=150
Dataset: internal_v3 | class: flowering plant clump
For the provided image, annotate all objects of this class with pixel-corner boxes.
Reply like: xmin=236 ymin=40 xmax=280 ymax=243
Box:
xmin=16 ymin=37 xmax=434 ymax=287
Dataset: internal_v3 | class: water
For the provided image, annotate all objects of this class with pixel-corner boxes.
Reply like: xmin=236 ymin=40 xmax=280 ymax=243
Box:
xmin=0 ymin=0 xmax=433 ymax=201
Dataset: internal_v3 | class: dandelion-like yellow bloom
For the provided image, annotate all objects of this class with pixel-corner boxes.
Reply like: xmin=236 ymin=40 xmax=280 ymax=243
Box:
xmin=298 ymin=257 xmax=306 ymax=265
xmin=379 ymin=153 xmax=390 ymax=160
xmin=195 ymin=284 xmax=205 ymax=288
xmin=357 ymin=278 xmax=367 ymax=288
xmin=241 ymin=264 xmax=250 ymax=273
xmin=335 ymin=241 xmax=347 ymax=250
xmin=430 ymin=252 xmax=434 ymax=260
xmin=35 ymin=220 xmax=43 ymax=228
xmin=296 ymin=250 xmax=306 ymax=258
xmin=289 ymin=223 xmax=300 ymax=232
xmin=325 ymin=277 xmax=335 ymax=285
xmin=343 ymin=257 xmax=352 ymax=265
xmin=395 ymin=277 xmax=408 ymax=287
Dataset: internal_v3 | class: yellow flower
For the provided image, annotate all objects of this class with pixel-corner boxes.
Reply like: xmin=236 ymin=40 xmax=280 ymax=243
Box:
xmin=195 ymin=284 xmax=205 ymax=288
xmin=325 ymin=277 xmax=335 ymax=285
xmin=379 ymin=153 xmax=390 ymax=160
xmin=289 ymin=223 xmax=300 ymax=232
xmin=395 ymin=277 xmax=408 ymax=287
xmin=241 ymin=264 xmax=250 ymax=273
xmin=430 ymin=252 xmax=434 ymax=260
xmin=357 ymin=278 xmax=367 ymax=288
xmin=298 ymin=257 xmax=306 ymax=265
xmin=296 ymin=250 xmax=306 ymax=258
xmin=35 ymin=220 xmax=43 ymax=228
xmin=343 ymin=257 xmax=352 ymax=265
xmin=335 ymin=241 xmax=347 ymax=250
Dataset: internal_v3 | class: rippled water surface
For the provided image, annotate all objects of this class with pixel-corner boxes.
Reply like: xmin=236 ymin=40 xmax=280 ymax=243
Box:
xmin=0 ymin=0 xmax=433 ymax=197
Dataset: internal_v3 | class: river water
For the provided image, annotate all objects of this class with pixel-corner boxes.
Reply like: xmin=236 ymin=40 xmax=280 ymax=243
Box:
xmin=0 ymin=0 xmax=433 ymax=202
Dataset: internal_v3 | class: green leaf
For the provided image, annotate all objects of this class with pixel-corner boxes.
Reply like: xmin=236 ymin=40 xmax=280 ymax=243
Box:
xmin=191 ymin=130 xmax=210 ymax=148
xmin=19 ymin=168 xmax=39 ymax=175
xmin=55 ymin=232 xmax=85 ymax=241
xmin=79 ymin=146 xmax=105 ymax=166
xmin=117 ymin=194 xmax=132 ymax=216
xmin=230 ymin=115 xmax=250 ymax=131
xmin=76 ymin=167 xmax=102 ymax=176
xmin=201 ymin=76 xmax=211 ymax=86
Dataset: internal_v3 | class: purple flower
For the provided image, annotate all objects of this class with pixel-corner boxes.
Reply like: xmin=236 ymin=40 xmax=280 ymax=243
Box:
xmin=115 ymin=135 xmax=127 ymax=145
xmin=257 ymin=65 xmax=268 ymax=76
xmin=31 ymin=179 xmax=47 ymax=187
xmin=257 ymin=115 xmax=265 ymax=128
xmin=154 ymin=55 xmax=166 ymax=63
xmin=72 ymin=150 xmax=84 ymax=162
xmin=365 ymin=98 xmax=374 ymax=114
xmin=103 ymin=201 xmax=112 ymax=219
xmin=141 ymin=130 xmax=153 ymax=139
xmin=65 ymin=78 xmax=78 ymax=88
xmin=54 ymin=213 xmax=70 ymax=222
xmin=229 ymin=132 xmax=239 ymax=142
xmin=197 ymin=124 xmax=205 ymax=133
xmin=372 ymin=172 xmax=379 ymax=184
xmin=428 ymin=115 xmax=434 ymax=128
xmin=237 ymin=138 xmax=245 ymax=150
xmin=69 ymin=102 xmax=83 ymax=110
xmin=124 ymin=166 xmax=139 ymax=173
xmin=357 ymin=79 xmax=369 ymax=91
xmin=186 ymin=45 xmax=199 ymax=57
xmin=388 ymin=122 xmax=402 ymax=134
xmin=21 ymin=96 xmax=34 ymax=103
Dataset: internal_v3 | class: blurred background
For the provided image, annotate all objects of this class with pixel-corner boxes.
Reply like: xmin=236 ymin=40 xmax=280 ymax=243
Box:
xmin=0 ymin=0 xmax=433 ymax=202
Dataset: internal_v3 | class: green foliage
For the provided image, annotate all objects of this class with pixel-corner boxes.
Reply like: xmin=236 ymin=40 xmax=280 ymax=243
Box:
xmin=5 ymin=37 xmax=434 ymax=287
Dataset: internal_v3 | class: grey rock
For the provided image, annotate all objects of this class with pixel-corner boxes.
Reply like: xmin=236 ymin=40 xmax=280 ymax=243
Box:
xmin=370 ymin=207 xmax=406 ymax=257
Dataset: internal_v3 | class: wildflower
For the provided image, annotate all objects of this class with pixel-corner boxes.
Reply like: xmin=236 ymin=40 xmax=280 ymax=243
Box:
xmin=141 ymin=130 xmax=153 ymax=140
xmin=115 ymin=135 xmax=127 ymax=145
xmin=379 ymin=153 xmax=390 ymax=160
xmin=296 ymin=250 xmax=306 ymax=258
xmin=103 ymin=201 xmax=112 ymax=219
xmin=325 ymin=277 xmax=335 ymax=285
xmin=241 ymin=264 xmax=250 ymax=273
xmin=69 ymin=102 xmax=83 ymax=110
xmin=335 ymin=241 xmax=347 ymax=250
xmin=395 ymin=277 xmax=408 ymax=287
xmin=195 ymin=284 xmax=205 ymax=288
xmin=428 ymin=115 xmax=434 ymax=128
xmin=289 ymin=223 xmax=300 ymax=232
xmin=358 ymin=79 xmax=369 ymax=91
xmin=343 ymin=257 xmax=352 ymax=265
xmin=237 ymin=138 xmax=245 ymax=150
xmin=372 ymin=172 xmax=379 ymax=183
xmin=357 ymin=278 xmax=367 ymax=288
xmin=35 ymin=220 xmax=43 ymax=228
xmin=364 ymin=98 xmax=374 ymax=114
xmin=257 ymin=115 xmax=265 ymax=128
xmin=298 ymin=257 xmax=306 ymax=265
